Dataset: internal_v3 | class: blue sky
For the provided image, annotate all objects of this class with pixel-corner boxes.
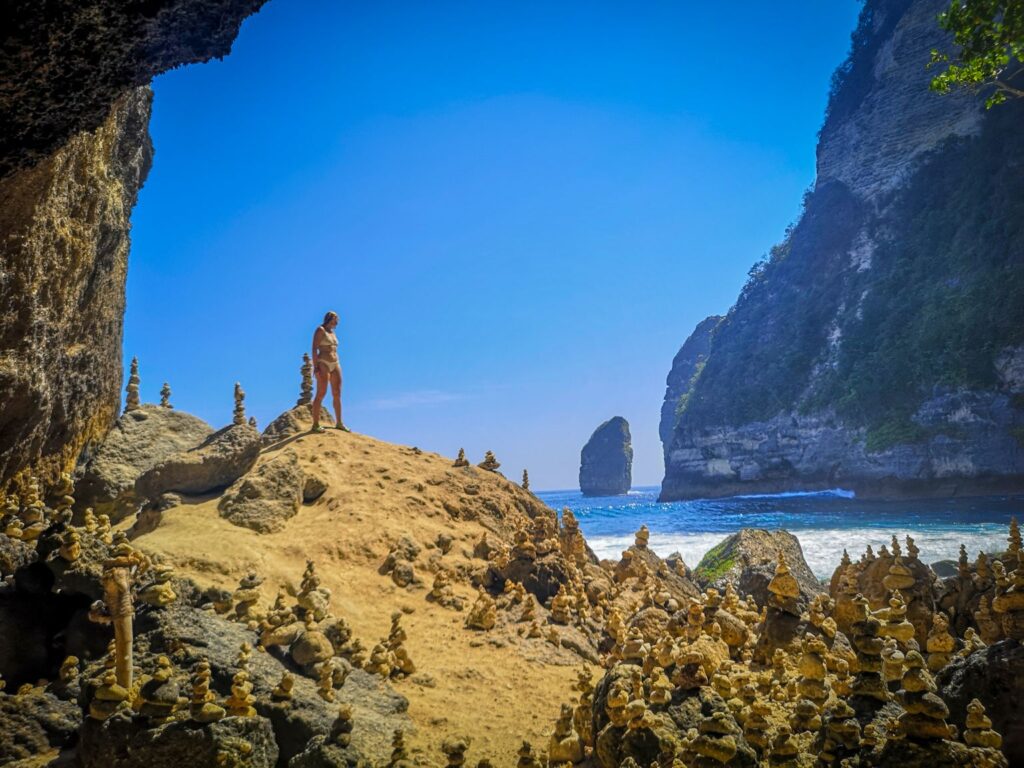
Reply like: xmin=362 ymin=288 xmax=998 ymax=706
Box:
xmin=125 ymin=0 xmax=862 ymax=490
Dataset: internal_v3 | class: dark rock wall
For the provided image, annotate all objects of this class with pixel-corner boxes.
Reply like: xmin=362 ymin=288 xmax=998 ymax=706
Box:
xmin=0 ymin=0 xmax=268 ymax=490
xmin=0 ymin=0 xmax=267 ymax=181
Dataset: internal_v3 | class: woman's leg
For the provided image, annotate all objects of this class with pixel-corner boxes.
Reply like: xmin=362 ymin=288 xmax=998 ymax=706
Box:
xmin=312 ymin=364 xmax=329 ymax=428
xmin=330 ymin=368 xmax=343 ymax=427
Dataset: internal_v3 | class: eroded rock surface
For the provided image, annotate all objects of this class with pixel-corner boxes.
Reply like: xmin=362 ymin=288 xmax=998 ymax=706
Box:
xmin=75 ymin=405 xmax=213 ymax=522
xmin=135 ymin=423 xmax=260 ymax=500
xmin=0 ymin=0 xmax=269 ymax=491
xmin=0 ymin=88 xmax=153 ymax=491
xmin=218 ymin=450 xmax=305 ymax=533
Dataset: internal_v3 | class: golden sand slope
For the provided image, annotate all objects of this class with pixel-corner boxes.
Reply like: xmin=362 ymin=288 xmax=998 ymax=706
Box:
xmin=132 ymin=428 xmax=586 ymax=764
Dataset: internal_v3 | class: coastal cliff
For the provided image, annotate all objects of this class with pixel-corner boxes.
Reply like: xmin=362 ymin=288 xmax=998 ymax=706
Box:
xmin=0 ymin=0 xmax=267 ymax=490
xmin=660 ymin=0 xmax=1024 ymax=501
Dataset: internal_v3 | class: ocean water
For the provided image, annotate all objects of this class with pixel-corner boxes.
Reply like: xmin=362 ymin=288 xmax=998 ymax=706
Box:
xmin=535 ymin=486 xmax=1024 ymax=580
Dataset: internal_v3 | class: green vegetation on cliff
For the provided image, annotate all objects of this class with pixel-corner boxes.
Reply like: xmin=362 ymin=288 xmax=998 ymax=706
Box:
xmin=677 ymin=97 xmax=1024 ymax=451
xmin=814 ymin=98 xmax=1024 ymax=448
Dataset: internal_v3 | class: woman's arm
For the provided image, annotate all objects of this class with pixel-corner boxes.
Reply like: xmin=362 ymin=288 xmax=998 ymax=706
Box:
xmin=312 ymin=327 xmax=323 ymax=365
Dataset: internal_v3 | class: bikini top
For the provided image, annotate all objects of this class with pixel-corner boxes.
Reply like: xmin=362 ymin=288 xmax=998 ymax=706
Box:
xmin=318 ymin=328 xmax=338 ymax=355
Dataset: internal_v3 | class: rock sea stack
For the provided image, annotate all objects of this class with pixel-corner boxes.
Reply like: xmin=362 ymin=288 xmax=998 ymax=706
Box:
xmin=579 ymin=417 xmax=633 ymax=496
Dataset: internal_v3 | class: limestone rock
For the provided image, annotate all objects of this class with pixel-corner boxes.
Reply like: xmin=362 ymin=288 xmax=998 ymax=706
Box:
xmin=219 ymin=451 xmax=305 ymax=533
xmin=135 ymin=423 xmax=260 ymax=500
xmin=0 ymin=88 xmax=153 ymax=491
xmin=694 ymin=528 xmax=823 ymax=608
xmin=0 ymin=0 xmax=271 ymax=490
xmin=579 ymin=417 xmax=632 ymax=496
xmin=75 ymin=404 xmax=214 ymax=521
xmin=0 ymin=535 xmax=37 ymax=578
xmin=262 ymin=404 xmax=330 ymax=447
xmin=659 ymin=0 xmax=1022 ymax=503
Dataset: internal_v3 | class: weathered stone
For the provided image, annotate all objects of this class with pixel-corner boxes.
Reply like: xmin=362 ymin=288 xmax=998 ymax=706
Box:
xmin=80 ymin=711 xmax=278 ymax=768
xmin=135 ymin=423 xmax=260 ymax=500
xmin=219 ymin=451 xmax=304 ymax=533
xmin=0 ymin=0 xmax=270 ymax=490
xmin=261 ymin=404 xmax=332 ymax=447
xmin=938 ymin=640 xmax=1024 ymax=765
xmin=0 ymin=88 xmax=153 ymax=491
xmin=0 ymin=688 xmax=80 ymax=764
xmin=694 ymin=528 xmax=823 ymax=609
xmin=75 ymin=405 xmax=213 ymax=521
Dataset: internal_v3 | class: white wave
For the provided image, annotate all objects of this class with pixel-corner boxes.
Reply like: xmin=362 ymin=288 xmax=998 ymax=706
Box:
xmin=586 ymin=526 xmax=1010 ymax=580
xmin=732 ymin=488 xmax=856 ymax=500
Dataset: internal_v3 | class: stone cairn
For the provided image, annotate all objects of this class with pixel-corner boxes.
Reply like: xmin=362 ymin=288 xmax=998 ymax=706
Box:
xmin=189 ymin=659 xmax=225 ymax=723
xmin=521 ymin=469 xmax=529 ymax=490
xmin=767 ymin=551 xmax=801 ymax=614
xmin=926 ymin=611 xmax=955 ymax=672
xmin=548 ymin=702 xmax=584 ymax=764
xmin=893 ymin=650 xmax=954 ymax=741
xmin=478 ymin=451 xmax=501 ymax=472
xmin=993 ymin=549 xmax=1024 ymax=639
xmin=453 ymin=448 xmax=470 ymax=467
xmin=430 ymin=569 xmax=463 ymax=610
xmin=125 ymin=356 xmax=141 ymax=412
xmin=441 ymin=735 xmax=470 ymax=768
xmin=159 ymin=382 xmax=172 ymax=408
xmin=849 ymin=594 xmax=889 ymax=708
xmin=233 ymin=382 xmax=246 ymax=425
xmin=465 ymin=587 xmax=497 ymax=630
xmin=298 ymin=352 xmax=314 ymax=406
xmin=963 ymin=698 xmax=1005 ymax=764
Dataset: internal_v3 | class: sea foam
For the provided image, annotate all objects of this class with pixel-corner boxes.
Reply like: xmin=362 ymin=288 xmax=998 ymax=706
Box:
xmin=585 ymin=526 xmax=1010 ymax=580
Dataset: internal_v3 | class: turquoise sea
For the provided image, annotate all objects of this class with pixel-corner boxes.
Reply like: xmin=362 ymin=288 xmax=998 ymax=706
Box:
xmin=535 ymin=486 xmax=1024 ymax=580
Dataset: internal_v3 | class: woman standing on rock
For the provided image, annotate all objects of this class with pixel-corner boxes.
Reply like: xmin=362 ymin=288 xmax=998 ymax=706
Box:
xmin=311 ymin=311 xmax=349 ymax=433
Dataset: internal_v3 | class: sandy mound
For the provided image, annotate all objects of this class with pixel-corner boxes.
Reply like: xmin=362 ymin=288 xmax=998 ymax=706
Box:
xmin=131 ymin=427 xmax=585 ymax=762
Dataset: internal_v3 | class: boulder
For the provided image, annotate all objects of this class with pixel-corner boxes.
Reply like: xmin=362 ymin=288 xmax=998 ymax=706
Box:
xmin=622 ymin=545 xmax=700 ymax=600
xmin=303 ymin=474 xmax=329 ymax=503
xmin=287 ymin=735 xmax=366 ymax=768
xmin=75 ymin=405 xmax=213 ymax=521
xmin=261 ymin=404 xmax=332 ymax=447
xmin=0 ymin=536 xmax=36 ymax=578
xmin=134 ymin=423 xmax=260 ymax=500
xmin=80 ymin=712 xmax=278 ymax=768
xmin=579 ymin=417 xmax=632 ymax=496
xmin=938 ymin=640 xmax=1024 ymax=766
xmin=694 ymin=529 xmax=823 ymax=608
xmin=0 ymin=688 xmax=80 ymax=765
xmin=218 ymin=451 xmax=304 ymax=533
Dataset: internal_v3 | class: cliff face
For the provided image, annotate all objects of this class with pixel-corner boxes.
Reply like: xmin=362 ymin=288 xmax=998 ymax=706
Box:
xmin=0 ymin=89 xmax=153 ymax=489
xmin=0 ymin=0 xmax=267 ymax=490
xmin=580 ymin=417 xmax=633 ymax=496
xmin=659 ymin=315 xmax=722 ymax=462
xmin=660 ymin=0 xmax=1024 ymax=501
